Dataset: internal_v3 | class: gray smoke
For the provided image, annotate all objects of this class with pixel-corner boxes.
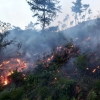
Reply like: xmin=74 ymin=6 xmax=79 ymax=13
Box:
xmin=2 ymin=18 xmax=100 ymax=69
xmin=2 ymin=27 xmax=67 ymax=67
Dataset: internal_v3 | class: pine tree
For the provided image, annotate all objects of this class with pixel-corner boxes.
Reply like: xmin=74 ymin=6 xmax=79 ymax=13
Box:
xmin=83 ymin=4 xmax=89 ymax=21
xmin=71 ymin=0 xmax=83 ymax=25
xmin=27 ymin=0 xmax=61 ymax=31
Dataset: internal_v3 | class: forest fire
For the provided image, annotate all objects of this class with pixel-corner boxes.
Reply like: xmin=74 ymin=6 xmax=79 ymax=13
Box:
xmin=0 ymin=44 xmax=100 ymax=86
xmin=0 ymin=45 xmax=71 ymax=85
xmin=0 ymin=58 xmax=28 ymax=85
xmin=0 ymin=45 xmax=72 ymax=85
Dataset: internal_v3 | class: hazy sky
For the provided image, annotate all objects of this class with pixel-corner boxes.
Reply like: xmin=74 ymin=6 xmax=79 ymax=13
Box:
xmin=0 ymin=0 xmax=99 ymax=29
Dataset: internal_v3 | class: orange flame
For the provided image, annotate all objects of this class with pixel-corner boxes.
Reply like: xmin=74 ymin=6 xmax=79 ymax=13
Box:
xmin=0 ymin=58 xmax=28 ymax=85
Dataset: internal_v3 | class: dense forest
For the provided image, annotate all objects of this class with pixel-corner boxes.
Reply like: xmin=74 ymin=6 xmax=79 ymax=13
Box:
xmin=0 ymin=0 xmax=100 ymax=100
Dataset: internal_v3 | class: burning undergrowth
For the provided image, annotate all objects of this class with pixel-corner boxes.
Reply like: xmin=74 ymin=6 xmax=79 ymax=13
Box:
xmin=0 ymin=28 xmax=70 ymax=85
xmin=0 ymin=39 xmax=79 ymax=85
xmin=0 ymin=18 xmax=100 ymax=86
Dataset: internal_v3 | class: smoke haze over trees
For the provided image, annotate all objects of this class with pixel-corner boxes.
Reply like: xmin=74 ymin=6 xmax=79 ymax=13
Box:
xmin=0 ymin=0 xmax=100 ymax=100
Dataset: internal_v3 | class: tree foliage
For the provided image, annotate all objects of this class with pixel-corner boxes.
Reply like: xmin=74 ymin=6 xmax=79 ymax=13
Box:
xmin=75 ymin=54 xmax=87 ymax=71
xmin=83 ymin=4 xmax=89 ymax=21
xmin=71 ymin=0 xmax=91 ymax=24
xmin=27 ymin=0 xmax=61 ymax=30
xmin=0 ymin=21 xmax=13 ymax=51
xmin=71 ymin=0 xmax=83 ymax=24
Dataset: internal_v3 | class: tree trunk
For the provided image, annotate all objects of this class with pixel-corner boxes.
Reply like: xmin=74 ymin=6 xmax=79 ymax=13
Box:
xmin=75 ymin=13 xmax=77 ymax=25
xmin=84 ymin=10 xmax=87 ymax=21
xmin=42 ymin=1 xmax=46 ymax=31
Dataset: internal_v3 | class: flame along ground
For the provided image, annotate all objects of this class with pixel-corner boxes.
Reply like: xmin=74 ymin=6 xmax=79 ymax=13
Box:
xmin=0 ymin=45 xmax=73 ymax=85
xmin=0 ymin=41 xmax=100 ymax=85
xmin=0 ymin=58 xmax=28 ymax=85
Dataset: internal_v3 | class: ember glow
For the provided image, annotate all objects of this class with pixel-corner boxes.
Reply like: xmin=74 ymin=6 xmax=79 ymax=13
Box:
xmin=46 ymin=55 xmax=54 ymax=62
xmin=86 ymin=37 xmax=90 ymax=41
xmin=54 ymin=77 xmax=57 ymax=80
xmin=97 ymin=66 xmax=100 ymax=69
xmin=92 ymin=69 xmax=96 ymax=73
xmin=76 ymin=38 xmax=79 ymax=40
xmin=4 ymin=80 xmax=8 ymax=85
xmin=0 ymin=58 xmax=28 ymax=85
xmin=86 ymin=68 xmax=89 ymax=70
